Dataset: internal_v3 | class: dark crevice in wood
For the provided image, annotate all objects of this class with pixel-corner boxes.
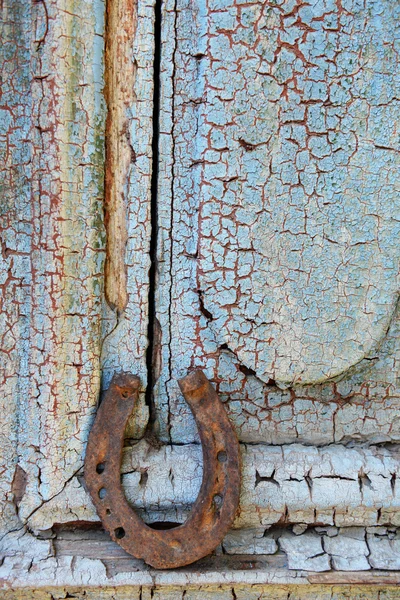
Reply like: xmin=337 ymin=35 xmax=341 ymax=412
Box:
xmin=145 ymin=0 xmax=163 ymax=427
xmin=11 ymin=464 xmax=28 ymax=512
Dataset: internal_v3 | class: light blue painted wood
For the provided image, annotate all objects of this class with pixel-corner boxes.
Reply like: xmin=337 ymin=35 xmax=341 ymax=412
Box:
xmin=0 ymin=0 xmax=107 ymax=531
xmin=154 ymin=0 xmax=400 ymax=442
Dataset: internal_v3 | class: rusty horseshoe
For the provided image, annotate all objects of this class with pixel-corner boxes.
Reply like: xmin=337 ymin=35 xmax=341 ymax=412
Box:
xmin=84 ymin=370 xmax=241 ymax=569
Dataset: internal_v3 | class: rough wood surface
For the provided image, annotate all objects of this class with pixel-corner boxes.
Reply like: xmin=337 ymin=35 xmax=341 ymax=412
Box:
xmin=103 ymin=0 xmax=136 ymax=311
xmin=1 ymin=0 xmax=400 ymax=591
xmin=0 ymin=0 xmax=151 ymax=540
xmin=100 ymin=0 xmax=154 ymax=427
xmin=3 ymin=585 xmax=400 ymax=599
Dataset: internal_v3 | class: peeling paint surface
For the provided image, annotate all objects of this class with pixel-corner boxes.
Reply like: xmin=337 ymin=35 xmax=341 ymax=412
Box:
xmin=2 ymin=588 xmax=400 ymax=600
xmin=154 ymin=0 xmax=400 ymax=441
xmin=1 ymin=0 xmax=400 ymax=590
xmin=29 ymin=440 xmax=400 ymax=531
xmin=0 ymin=0 xmax=32 ymax=539
xmin=2 ymin=523 xmax=400 ymax=591
xmin=0 ymin=0 xmax=106 ymax=531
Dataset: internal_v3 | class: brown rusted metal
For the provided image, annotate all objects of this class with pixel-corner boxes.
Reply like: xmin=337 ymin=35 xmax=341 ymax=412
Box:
xmin=84 ymin=370 xmax=241 ymax=569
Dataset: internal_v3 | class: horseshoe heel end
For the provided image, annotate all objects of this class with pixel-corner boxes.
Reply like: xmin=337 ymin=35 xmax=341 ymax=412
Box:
xmin=85 ymin=370 xmax=241 ymax=569
xmin=178 ymin=368 xmax=207 ymax=390
xmin=112 ymin=372 xmax=141 ymax=391
xmin=178 ymin=369 xmax=209 ymax=405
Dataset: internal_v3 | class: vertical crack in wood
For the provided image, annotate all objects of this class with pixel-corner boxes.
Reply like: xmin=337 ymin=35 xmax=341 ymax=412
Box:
xmin=145 ymin=0 xmax=163 ymax=427
xmin=164 ymin=0 xmax=178 ymax=442
xmin=103 ymin=0 xmax=136 ymax=311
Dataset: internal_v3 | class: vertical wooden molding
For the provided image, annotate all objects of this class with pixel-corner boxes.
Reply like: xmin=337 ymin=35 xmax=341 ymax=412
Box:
xmin=104 ymin=0 xmax=136 ymax=311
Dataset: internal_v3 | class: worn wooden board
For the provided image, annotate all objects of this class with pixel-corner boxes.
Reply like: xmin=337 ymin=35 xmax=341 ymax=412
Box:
xmin=1 ymin=0 xmax=400 ymax=590
xmin=100 ymin=0 xmax=155 ymax=432
xmin=0 ymin=0 xmax=154 ymax=537
xmin=2 ymin=587 xmax=400 ymax=600
xmin=0 ymin=0 xmax=107 ymax=532
xmin=2 ymin=525 xmax=400 ymax=592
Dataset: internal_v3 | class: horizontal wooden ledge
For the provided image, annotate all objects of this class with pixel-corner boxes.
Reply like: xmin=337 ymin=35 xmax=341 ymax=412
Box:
xmin=54 ymin=534 xmax=400 ymax=585
xmin=26 ymin=440 xmax=400 ymax=531
xmin=2 ymin=526 xmax=400 ymax=590
xmin=2 ymin=584 xmax=400 ymax=600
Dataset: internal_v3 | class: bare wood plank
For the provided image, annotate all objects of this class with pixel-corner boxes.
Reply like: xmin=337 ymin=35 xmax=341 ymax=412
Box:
xmin=100 ymin=0 xmax=155 ymax=440
xmin=2 ymin=585 xmax=400 ymax=600
xmin=308 ymin=572 xmax=400 ymax=585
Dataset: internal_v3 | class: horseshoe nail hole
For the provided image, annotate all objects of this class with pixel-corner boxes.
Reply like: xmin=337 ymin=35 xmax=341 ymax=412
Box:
xmin=213 ymin=494 xmax=223 ymax=508
xmin=98 ymin=488 xmax=107 ymax=499
xmin=114 ymin=527 xmax=125 ymax=539
xmin=217 ymin=451 xmax=227 ymax=463
xmin=121 ymin=390 xmax=130 ymax=399
xmin=106 ymin=508 xmax=111 ymax=515
xmin=96 ymin=462 xmax=105 ymax=474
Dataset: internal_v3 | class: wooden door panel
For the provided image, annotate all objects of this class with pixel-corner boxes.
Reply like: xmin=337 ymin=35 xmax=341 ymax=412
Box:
xmin=1 ymin=0 xmax=399 ymax=528
xmin=153 ymin=0 xmax=400 ymax=443
xmin=2 ymin=0 xmax=400 ymax=587
xmin=194 ymin=0 xmax=400 ymax=387
xmin=0 ymin=0 xmax=156 ymax=535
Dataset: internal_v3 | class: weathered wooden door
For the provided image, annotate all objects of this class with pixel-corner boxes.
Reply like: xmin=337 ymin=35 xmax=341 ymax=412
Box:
xmin=1 ymin=0 xmax=400 ymax=596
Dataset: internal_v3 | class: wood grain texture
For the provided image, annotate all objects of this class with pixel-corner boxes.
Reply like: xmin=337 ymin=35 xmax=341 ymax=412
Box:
xmin=99 ymin=0 xmax=154 ymax=438
xmin=2 ymin=587 xmax=400 ymax=600
xmin=2 ymin=526 xmax=400 ymax=593
xmin=103 ymin=0 xmax=136 ymax=311
xmin=2 ymin=526 xmax=400 ymax=591
xmin=0 ymin=0 xmax=154 ymax=539
xmin=1 ymin=0 xmax=400 ymax=590
xmin=102 ymin=0 xmax=154 ymax=406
